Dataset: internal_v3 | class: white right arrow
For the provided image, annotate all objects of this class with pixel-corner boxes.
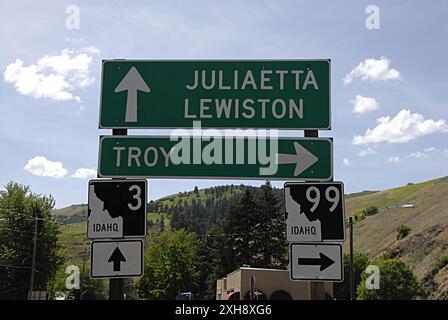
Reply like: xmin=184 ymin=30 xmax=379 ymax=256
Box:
xmin=114 ymin=66 xmax=150 ymax=122
xmin=277 ymin=142 xmax=318 ymax=176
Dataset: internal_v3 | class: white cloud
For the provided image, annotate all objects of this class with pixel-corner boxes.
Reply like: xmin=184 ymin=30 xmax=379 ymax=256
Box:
xmin=353 ymin=109 xmax=448 ymax=145
xmin=4 ymin=47 xmax=100 ymax=102
xmin=24 ymin=156 xmax=67 ymax=179
xmin=406 ymin=147 xmax=446 ymax=160
xmin=443 ymin=149 xmax=448 ymax=157
xmin=351 ymin=95 xmax=379 ymax=115
xmin=343 ymin=158 xmax=352 ymax=166
xmin=72 ymin=168 xmax=97 ymax=179
xmin=343 ymin=57 xmax=401 ymax=85
xmin=387 ymin=156 xmax=401 ymax=163
xmin=358 ymin=147 xmax=376 ymax=157
xmin=407 ymin=151 xmax=429 ymax=160
xmin=442 ymin=149 xmax=448 ymax=157
xmin=82 ymin=46 xmax=101 ymax=56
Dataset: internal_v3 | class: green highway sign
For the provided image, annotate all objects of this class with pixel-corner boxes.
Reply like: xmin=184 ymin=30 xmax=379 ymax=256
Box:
xmin=97 ymin=136 xmax=332 ymax=181
xmin=99 ymin=60 xmax=330 ymax=129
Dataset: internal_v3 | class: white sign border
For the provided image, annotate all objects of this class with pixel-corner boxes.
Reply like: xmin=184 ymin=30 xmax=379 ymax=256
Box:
xmin=90 ymin=239 xmax=144 ymax=279
xmin=289 ymin=242 xmax=344 ymax=282
xmin=284 ymin=181 xmax=346 ymax=242
xmin=87 ymin=179 xmax=148 ymax=240
xmin=98 ymin=59 xmax=331 ymax=130
xmin=97 ymin=136 xmax=334 ymax=181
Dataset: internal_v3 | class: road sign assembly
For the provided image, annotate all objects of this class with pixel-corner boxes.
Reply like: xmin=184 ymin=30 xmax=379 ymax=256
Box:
xmin=91 ymin=57 xmax=343 ymax=298
xmin=289 ymin=243 xmax=343 ymax=282
xmin=99 ymin=60 xmax=330 ymax=130
xmin=91 ymin=240 xmax=144 ymax=278
xmin=87 ymin=179 xmax=147 ymax=239
xmin=285 ymin=182 xmax=345 ymax=242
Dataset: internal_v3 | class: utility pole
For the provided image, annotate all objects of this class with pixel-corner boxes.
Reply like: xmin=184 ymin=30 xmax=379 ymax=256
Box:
xmin=250 ymin=275 xmax=255 ymax=300
xmin=109 ymin=128 xmax=127 ymax=300
xmin=80 ymin=245 xmax=87 ymax=300
xmin=28 ymin=213 xmax=39 ymax=300
xmin=349 ymin=217 xmax=355 ymax=300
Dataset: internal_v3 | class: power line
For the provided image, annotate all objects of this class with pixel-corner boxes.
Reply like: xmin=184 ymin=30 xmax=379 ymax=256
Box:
xmin=0 ymin=264 xmax=32 ymax=269
xmin=0 ymin=208 xmax=50 ymax=219
xmin=0 ymin=264 xmax=41 ymax=273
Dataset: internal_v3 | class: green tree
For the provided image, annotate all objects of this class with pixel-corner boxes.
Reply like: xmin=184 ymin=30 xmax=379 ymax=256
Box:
xmin=46 ymin=265 xmax=107 ymax=300
xmin=334 ymin=252 xmax=370 ymax=300
xmin=396 ymin=225 xmax=411 ymax=240
xmin=0 ymin=181 xmax=63 ymax=299
xmin=251 ymin=181 xmax=287 ymax=268
xmin=221 ymin=187 xmax=257 ymax=270
xmin=357 ymin=259 xmax=423 ymax=300
xmin=196 ymin=226 xmax=227 ymax=300
xmin=364 ymin=206 xmax=378 ymax=216
xmin=159 ymin=215 xmax=165 ymax=233
xmin=136 ymin=230 xmax=200 ymax=299
xmin=221 ymin=182 xmax=287 ymax=271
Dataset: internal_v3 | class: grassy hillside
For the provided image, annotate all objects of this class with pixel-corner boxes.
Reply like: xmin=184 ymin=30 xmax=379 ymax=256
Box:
xmin=53 ymin=204 xmax=88 ymax=224
xmin=59 ymin=212 xmax=170 ymax=267
xmin=344 ymin=176 xmax=448 ymax=298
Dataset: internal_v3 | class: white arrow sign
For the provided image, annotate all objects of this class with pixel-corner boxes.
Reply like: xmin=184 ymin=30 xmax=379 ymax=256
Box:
xmin=277 ymin=142 xmax=318 ymax=176
xmin=290 ymin=243 xmax=343 ymax=282
xmin=114 ymin=66 xmax=150 ymax=122
xmin=91 ymin=240 xmax=144 ymax=278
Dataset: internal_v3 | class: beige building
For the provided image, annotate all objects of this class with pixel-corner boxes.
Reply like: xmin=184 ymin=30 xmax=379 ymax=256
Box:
xmin=216 ymin=267 xmax=333 ymax=300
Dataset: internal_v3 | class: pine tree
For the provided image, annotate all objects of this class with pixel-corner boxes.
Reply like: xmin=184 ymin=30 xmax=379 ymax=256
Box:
xmin=221 ymin=187 xmax=257 ymax=271
xmin=252 ymin=181 xmax=287 ymax=268
xmin=220 ymin=182 xmax=287 ymax=272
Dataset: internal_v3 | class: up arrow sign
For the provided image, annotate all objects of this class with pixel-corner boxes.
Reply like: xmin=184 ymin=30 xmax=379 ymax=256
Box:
xmin=108 ymin=247 xmax=127 ymax=272
xmin=277 ymin=142 xmax=319 ymax=176
xmin=114 ymin=66 xmax=150 ymax=123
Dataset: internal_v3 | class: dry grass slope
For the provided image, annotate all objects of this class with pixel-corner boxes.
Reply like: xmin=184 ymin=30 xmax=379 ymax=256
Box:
xmin=344 ymin=176 xmax=448 ymax=298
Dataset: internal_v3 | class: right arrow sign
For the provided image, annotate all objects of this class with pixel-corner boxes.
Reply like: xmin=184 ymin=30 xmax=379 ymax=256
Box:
xmin=98 ymin=136 xmax=332 ymax=181
xmin=298 ymin=252 xmax=335 ymax=271
xmin=290 ymin=243 xmax=343 ymax=282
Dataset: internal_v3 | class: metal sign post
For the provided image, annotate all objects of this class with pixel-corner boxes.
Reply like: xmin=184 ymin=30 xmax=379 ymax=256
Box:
xmin=109 ymin=128 xmax=127 ymax=300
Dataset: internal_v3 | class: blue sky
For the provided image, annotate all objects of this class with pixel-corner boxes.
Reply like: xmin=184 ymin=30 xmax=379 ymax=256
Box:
xmin=0 ymin=0 xmax=447 ymax=208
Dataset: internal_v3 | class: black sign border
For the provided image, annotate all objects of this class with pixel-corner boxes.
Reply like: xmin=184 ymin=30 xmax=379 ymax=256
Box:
xmin=90 ymin=239 xmax=144 ymax=279
xmin=284 ymin=181 xmax=346 ymax=242
xmin=87 ymin=179 xmax=148 ymax=239
xmin=289 ymin=242 xmax=344 ymax=282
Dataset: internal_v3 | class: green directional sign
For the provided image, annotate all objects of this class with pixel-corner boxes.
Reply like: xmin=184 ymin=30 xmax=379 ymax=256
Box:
xmin=99 ymin=60 xmax=330 ymax=129
xmin=98 ymin=136 xmax=332 ymax=181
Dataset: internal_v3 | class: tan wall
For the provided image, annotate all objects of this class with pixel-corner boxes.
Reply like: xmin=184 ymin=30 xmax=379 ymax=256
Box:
xmin=223 ymin=269 xmax=241 ymax=298
xmin=216 ymin=279 xmax=224 ymax=300
xmin=217 ymin=268 xmax=333 ymax=300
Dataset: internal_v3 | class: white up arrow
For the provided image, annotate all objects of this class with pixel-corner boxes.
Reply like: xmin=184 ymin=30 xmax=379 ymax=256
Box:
xmin=114 ymin=66 xmax=150 ymax=122
xmin=277 ymin=142 xmax=318 ymax=176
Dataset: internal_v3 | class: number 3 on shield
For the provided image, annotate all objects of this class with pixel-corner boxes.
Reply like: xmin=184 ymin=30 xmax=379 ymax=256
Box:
xmin=128 ymin=185 xmax=142 ymax=211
